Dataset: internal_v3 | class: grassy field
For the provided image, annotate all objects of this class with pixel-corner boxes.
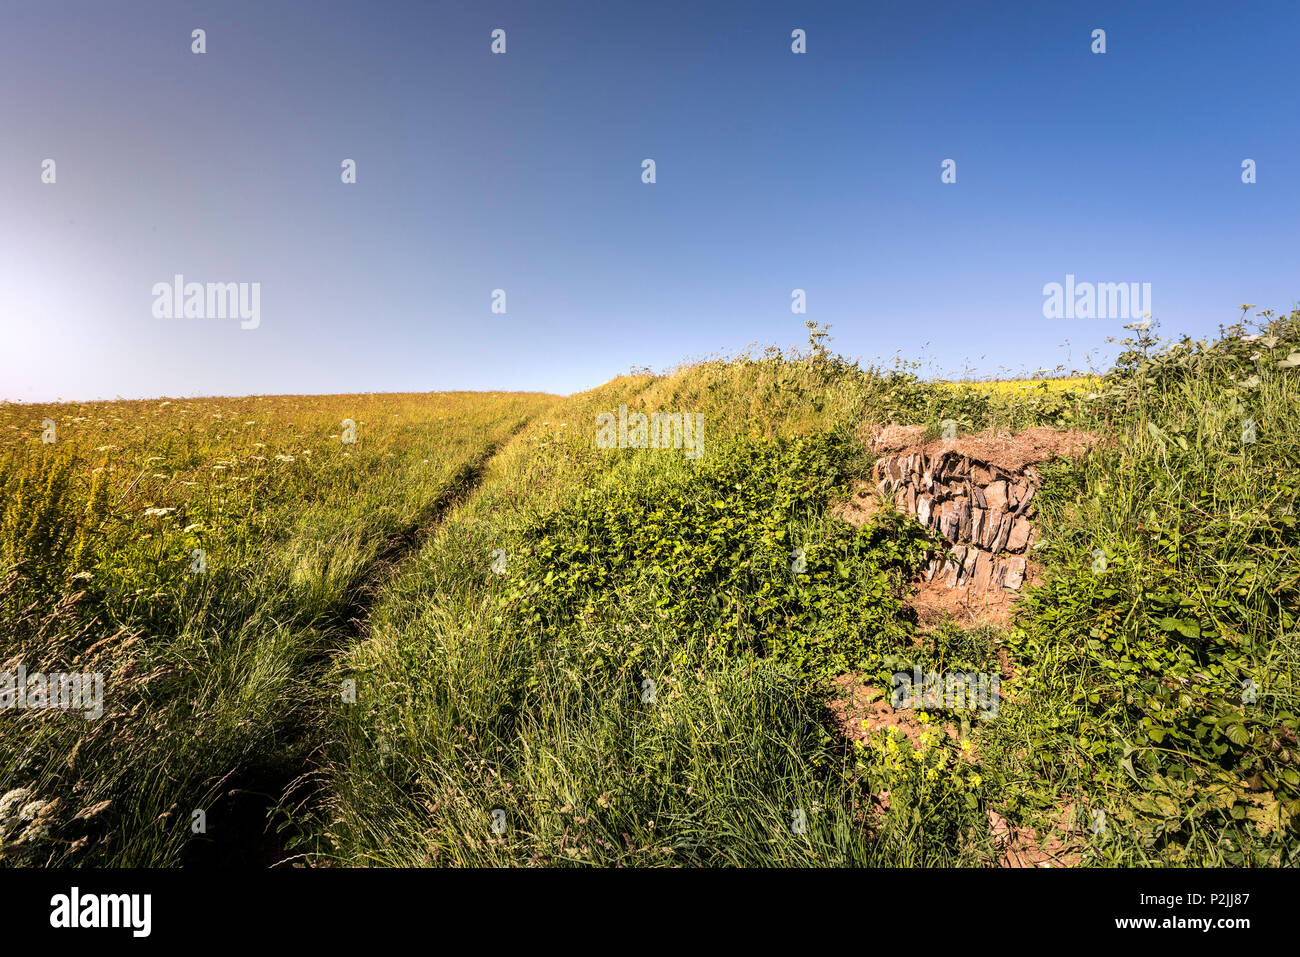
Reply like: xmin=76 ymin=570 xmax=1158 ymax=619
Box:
xmin=0 ymin=391 xmax=552 ymax=864
xmin=942 ymin=375 xmax=1101 ymax=396
xmin=3 ymin=314 xmax=1298 ymax=867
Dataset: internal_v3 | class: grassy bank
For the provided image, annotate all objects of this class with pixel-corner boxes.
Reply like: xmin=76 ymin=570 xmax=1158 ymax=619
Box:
xmin=5 ymin=313 xmax=1298 ymax=867
xmin=319 ymin=317 xmax=1299 ymax=867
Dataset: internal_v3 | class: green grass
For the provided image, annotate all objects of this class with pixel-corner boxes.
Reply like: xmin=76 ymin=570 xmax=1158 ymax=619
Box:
xmin=0 ymin=391 xmax=553 ymax=864
xmin=4 ymin=315 xmax=1298 ymax=867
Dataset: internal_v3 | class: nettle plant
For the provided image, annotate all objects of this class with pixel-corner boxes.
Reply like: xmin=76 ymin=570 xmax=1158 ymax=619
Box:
xmin=1013 ymin=311 xmax=1300 ymax=861
xmin=497 ymin=433 xmax=933 ymax=682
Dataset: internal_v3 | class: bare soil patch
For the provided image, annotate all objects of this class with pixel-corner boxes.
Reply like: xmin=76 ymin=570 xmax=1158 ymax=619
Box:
xmin=867 ymin=423 xmax=928 ymax=454
xmin=908 ymin=559 xmax=1041 ymax=630
xmin=987 ymin=806 xmax=1084 ymax=868
xmin=829 ymin=479 xmax=886 ymax=527
xmin=826 ymin=673 xmax=960 ymax=749
xmin=903 ymin=424 xmax=1099 ymax=474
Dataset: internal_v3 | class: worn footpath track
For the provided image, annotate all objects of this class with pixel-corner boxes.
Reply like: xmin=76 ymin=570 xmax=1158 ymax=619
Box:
xmin=182 ymin=422 xmax=533 ymax=867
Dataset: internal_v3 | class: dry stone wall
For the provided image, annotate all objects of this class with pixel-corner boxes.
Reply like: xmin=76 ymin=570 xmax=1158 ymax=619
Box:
xmin=874 ymin=447 xmax=1038 ymax=592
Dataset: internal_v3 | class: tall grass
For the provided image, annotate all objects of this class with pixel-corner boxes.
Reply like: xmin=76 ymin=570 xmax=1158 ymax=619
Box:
xmin=1 ymin=391 xmax=552 ymax=865
xmin=994 ymin=316 xmax=1300 ymax=865
xmin=6 ymin=313 xmax=1297 ymax=868
xmin=319 ymin=315 xmax=1299 ymax=868
xmin=317 ymin=340 xmax=976 ymax=866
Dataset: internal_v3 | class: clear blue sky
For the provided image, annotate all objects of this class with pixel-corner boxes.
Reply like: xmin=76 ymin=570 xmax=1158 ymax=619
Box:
xmin=2 ymin=0 xmax=1297 ymax=402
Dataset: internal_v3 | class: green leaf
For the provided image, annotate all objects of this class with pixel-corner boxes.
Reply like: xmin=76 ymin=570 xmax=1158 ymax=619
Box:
xmin=1223 ymin=724 xmax=1250 ymax=747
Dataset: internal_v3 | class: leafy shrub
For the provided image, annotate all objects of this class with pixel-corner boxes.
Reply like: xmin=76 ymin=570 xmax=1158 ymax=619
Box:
xmin=1008 ymin=311 xmax=1300 ymax=863
xmin=502 ymin=434 xmax=932 ymax=682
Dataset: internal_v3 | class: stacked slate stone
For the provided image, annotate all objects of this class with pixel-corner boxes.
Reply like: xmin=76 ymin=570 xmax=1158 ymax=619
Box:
xmin=873 ymin=449 xmax=1036 ymax=592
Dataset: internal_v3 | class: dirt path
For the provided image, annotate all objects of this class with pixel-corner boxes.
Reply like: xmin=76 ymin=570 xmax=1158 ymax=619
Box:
xmin=181 ymin=420 xmax=535 ymax=867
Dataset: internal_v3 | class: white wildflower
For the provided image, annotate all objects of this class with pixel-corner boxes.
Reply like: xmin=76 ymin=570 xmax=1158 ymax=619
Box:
xmin=0 ymin=789 xmax=34 ymax=821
